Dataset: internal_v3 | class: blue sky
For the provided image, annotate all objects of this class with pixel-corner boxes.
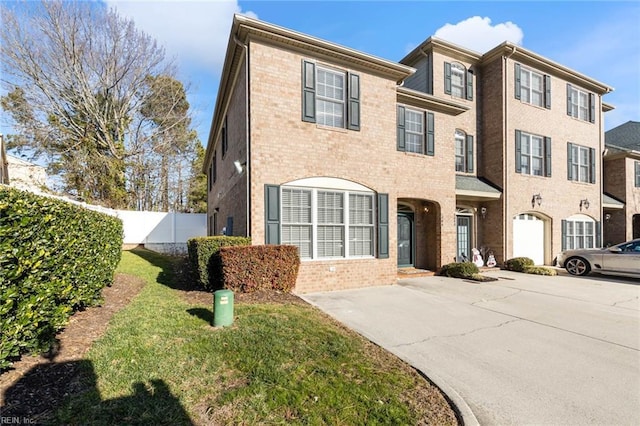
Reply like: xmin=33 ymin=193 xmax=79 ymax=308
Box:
xmin=4 ymin=1 xmax=640 ymax=146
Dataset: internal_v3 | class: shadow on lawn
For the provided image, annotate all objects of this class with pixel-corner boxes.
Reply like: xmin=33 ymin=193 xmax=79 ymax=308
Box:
xmin=1 ymin=359 xmax=194 ymax=425
xmin=128 ymin=247 xmax=204 ymax=292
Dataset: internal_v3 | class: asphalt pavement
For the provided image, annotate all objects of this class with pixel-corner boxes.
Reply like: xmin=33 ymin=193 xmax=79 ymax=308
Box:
xmin=302 ymin=270 xmax=640 ymax=425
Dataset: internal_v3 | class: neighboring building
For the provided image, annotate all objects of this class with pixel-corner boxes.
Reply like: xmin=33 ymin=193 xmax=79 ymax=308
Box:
xmin=5 ymin=154 xmax=48 ymax=193
xmin=603 ymin=121 xmax=640 ymax=244
xmin=204 ymin=15 xmax=614 ymax=293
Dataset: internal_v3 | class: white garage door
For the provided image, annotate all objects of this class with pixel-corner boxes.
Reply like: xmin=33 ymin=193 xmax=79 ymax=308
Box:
xmin=513 ymin=214 xmax=544 ymax=265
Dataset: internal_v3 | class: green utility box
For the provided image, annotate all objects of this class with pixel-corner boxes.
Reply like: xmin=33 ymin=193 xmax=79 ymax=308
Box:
xmin=213 ymin=289 xmax=234 ymax=327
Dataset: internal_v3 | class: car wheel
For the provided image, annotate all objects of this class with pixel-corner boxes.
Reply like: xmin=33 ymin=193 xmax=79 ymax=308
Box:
xmin=565 ymin=257 xmax=591 ymax=276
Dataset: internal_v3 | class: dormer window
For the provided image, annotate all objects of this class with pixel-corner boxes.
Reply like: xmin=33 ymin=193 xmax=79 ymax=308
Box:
xmin=445 ymin=62 xmax=473 ymax=100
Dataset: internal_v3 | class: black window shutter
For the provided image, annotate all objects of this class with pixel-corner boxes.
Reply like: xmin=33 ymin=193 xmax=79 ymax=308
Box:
xmin=544 ymin=136 xmax=552 ymax=177
xmin=347 ymin=73 xmax=360 ymax=130
xmin=466 ymin=69 xmax=473 ymax=100
xmin=444 ymin=62 xmax=452 ymax=95
xmin=566 ymin=84 xmax=573 ymax=116
xmin=302 ymin=60 xmax=316 ymax=122
xmin=397 ymin=106 xmax=406 ymax=151
xmin=561 ymin=220 xmax=567 ymax=251
xmin=595 ymin=221 xmax=601 ymax=248
xmin=589 ymin=147 xmax=596 ymax=183
xmin=636 ymin=162 xmax=640 ymax=187
xmin=466 ymin=135 xmax=474 ymax=173
xmin=212 ymin=153 xmax=217 ymax=184
xmin=589 ymin=93 xmax=596 ymax=123
xmin=264 ymin=184 xmax=281 ymax=244
xmin=567 ymin=143 xmax=573 ymax=180
xmin=377 ymin=193 xmax=389 ymax=259
xmin=226 ymin=216 xmax=234 ymax=237
xmin=515 ymin=130 xmax=522 ymax=173
xmin=426 ymin=112 xmax=435 ymax=156
xmin=544 ymin=75 xmax=551 ymax=109
xmin=514 ymin=63 xmax=521 ymax=100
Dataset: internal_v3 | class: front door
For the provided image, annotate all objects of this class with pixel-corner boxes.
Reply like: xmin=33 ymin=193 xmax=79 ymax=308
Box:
xmin=397 ymin=213 xmax=413 ymax=266
xmin=456 ymin=215 xmax=471 ymax=262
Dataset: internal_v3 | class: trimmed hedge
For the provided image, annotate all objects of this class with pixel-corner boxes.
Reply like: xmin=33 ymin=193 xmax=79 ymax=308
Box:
xmin=438 ymin=262 xmax=479 ymax=278
xmin=217 ymin=245 xmax=300 ymax=293
xmin=503 ymin=257 xmax=534 ymax=272
xmin=0 ymin=187 xmax=122 ymax=370
xmin=187 ymin=236 xmax=251 ymax=290
xmin=523 ymin=266 xmax=558 ymax=276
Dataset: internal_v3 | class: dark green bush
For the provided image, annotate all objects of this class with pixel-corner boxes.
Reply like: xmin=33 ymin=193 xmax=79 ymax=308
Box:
xmin=503 ymin=257 xmax=534 ymax=272
xmin=216 ymin=245 xmax=300 ymax=293
xmin=0 ymin=187 xmax=122 ymax=370
xmin=187 ymin=236 xmax=251 ymax=290
xmin=523 ymin=266 xmax=557 ymax=276
xmin=438 ymin=262 xmax=479 ymax=278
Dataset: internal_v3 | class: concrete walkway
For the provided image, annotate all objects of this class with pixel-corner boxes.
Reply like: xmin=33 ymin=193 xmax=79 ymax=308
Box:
xmin=302 ymin=270 xmax=640 ymax=425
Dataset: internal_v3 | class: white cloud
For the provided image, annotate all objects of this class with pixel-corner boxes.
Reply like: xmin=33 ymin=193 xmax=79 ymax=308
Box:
xmin=105 ymin=0 xmax=257 ymax=70
xmin=434 ymin=16 xmax=523 ymax=53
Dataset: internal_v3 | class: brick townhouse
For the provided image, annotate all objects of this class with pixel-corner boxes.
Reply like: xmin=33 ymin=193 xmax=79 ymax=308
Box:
xmin=204 ymin=15 xmax=614 ymax=293
xmin=602 ymin=121 xmax=640 ymax=244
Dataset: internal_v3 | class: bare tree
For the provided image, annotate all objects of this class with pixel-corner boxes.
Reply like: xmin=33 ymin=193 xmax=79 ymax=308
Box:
xmin=0 ymin=0 xmax=200 ymax=209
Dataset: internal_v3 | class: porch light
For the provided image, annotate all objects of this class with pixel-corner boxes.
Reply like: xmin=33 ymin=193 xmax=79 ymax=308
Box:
xmin=580 ymin=199 xmax=590 ymax=211
xmin=480 ymin=206 xmax=487 ymax=219
xmin=531 ymin=193 xmax=542 ymax=208
xmin=234 ymin=160 xmax=247 ymax=174
xmin=605 ymin=213 xmax=612 ymax=221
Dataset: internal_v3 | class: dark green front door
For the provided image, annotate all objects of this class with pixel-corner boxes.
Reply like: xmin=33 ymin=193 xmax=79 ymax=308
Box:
xmin=397 ymin=213 xmax=413 ymax=266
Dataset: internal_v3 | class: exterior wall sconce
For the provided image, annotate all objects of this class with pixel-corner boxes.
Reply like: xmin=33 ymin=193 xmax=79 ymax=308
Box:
xmin=480 ymin=206 xmax=487 ymax=219
xmin=531 ymin=194 xmax=542 ymax=208
xmin=423 ymin=206 xmax=430 ymax=213
xmin=604 ymin=213 xmax=612 ymax=221
xmin=579 ymin=199 xmax=590 ymax=211
xmin=234 ymin=160 xmax=247 ymax=174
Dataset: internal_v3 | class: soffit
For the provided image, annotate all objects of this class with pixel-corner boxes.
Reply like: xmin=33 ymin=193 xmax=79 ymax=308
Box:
xmin=397 ymin=87 xmax=469 ymax=116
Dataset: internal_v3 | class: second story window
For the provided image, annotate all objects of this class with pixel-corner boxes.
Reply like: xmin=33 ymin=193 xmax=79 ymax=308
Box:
xmin=567 ymin=142 xmax=595 ymax=183
xmin=302 ymin=60 xmax=360 ymax=130
xmin=445 ymin=62 xmax=473 ymax=100
xmin=221 ymin=116 xmax=228 ymax=158
xmin=635 ymin=161 xmax=640 ymax=187
xmin=515 ymin=130 xmax=551 ymax=177
xmin=455 ymin=130 xmax=474 ymax=173
xmin=515 ymin=64 xmax=550 ymax=109
xmin=567 ymin=84 xmax=595 ymax=123
xmin=397 ymin=105 xmax=434 ymax=156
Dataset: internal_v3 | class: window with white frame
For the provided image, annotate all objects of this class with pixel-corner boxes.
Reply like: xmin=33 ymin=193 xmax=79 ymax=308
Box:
xmin=349 ymin=193 xmax=374 ymax=256
xmin=450 ymin=63 xmax=465 ymax=98
xmin=567 ymin=84 xmax=594 ymax=122
xmin=455 ymin=130 xmax=466 ymax=172
xmin=281 ymin=188 xmax=312 ymax=258
xmin=563 ymin=218 xmax=595 ymax=249
xmin=281 ymin=187 xmax=374 ymax=259
xmin=302 ymin=60 xmax=360 ymax=130
xmin=567 ymin=142 xmax=594 ymax=183
xmin=516 ymin=130 xmax=551 ymax=177
xmin=520 ymin=68 xmax=544 ymax=107
xmin=635 ymin=161 xmax=640 ymax=187
xmin=405 ymin=108 xmax=424 ymax=154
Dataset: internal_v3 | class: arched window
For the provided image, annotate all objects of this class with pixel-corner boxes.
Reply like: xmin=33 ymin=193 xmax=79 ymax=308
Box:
xmin=454 ymin=129 xmax=474 ymax=173
xmin=450 ymin=63 xmax=465 ymax=98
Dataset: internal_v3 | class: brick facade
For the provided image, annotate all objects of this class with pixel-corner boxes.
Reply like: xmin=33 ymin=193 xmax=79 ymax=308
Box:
xmin=204 ymin=15 xmax=614 ymax=293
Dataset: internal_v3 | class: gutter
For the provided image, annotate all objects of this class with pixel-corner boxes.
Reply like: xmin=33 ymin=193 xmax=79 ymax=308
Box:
xmin=233 ymin=34 xmax=251 ymax=238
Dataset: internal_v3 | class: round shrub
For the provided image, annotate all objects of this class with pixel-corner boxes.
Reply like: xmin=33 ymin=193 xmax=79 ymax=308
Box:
xmin=503 ymin=257 xmax=534 ymax=272
xmin=438 ymin=262 xmax=479 ymax=278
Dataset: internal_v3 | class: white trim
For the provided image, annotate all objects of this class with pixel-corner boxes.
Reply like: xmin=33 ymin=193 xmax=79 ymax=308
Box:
xmin=283 ymin=177 xmax=373 ymax=192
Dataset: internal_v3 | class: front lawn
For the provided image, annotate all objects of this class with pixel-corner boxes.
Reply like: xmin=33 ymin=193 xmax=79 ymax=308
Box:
xmin=55 ymin=249 xmax=458 ymax=425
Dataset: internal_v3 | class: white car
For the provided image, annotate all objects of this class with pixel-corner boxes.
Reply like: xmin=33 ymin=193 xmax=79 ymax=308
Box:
xmin=557 ymin=239 xmax=640 ymax=278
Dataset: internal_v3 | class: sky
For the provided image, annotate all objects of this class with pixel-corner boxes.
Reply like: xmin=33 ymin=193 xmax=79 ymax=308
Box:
xmin=4 ymin=0 xmax=640 ymax=146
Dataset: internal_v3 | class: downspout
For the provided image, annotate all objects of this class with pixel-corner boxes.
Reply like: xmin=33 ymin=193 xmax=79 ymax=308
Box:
xmin=233 ymin=34 xmax=251 ymax=238
xmin=503 ymin=45 xmax=516 ymax=263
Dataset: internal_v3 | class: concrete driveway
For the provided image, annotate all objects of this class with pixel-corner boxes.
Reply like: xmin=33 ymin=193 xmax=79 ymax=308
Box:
xmin=302 ymin=270 xmax=640 ymax=425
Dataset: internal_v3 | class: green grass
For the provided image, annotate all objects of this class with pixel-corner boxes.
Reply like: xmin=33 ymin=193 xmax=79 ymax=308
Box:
xmin=54 ymin=249 xmax=457 ymax=425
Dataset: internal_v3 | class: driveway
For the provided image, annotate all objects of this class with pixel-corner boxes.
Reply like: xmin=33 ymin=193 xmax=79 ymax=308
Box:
xmin=302 ymin=270 xmax=640 ymax=425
